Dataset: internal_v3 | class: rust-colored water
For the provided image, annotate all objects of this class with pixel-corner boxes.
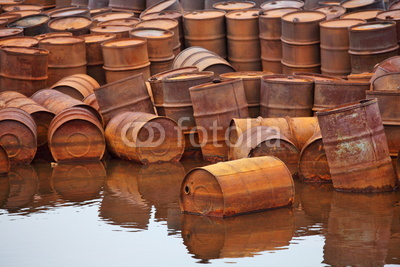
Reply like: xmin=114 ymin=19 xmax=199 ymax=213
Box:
xmin=0 ymin=159 xmax=399 ymax=266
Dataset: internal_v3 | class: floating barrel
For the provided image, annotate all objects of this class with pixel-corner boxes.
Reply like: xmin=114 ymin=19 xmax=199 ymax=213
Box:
xmin=98 ymin=18 xmax=140 ymax=27
xmin=105 ymin=111 xmax=185 ymax=164
xmin=0 ymin=46 xmax=48 ymax=97
xmin=371 ymin=72 xmax=400 ymax=90
xmin=0 ymin=36 xmax=38 ymax=47
xmin=313 ymin=5 xmax=346 ymax=20
xmin=214 ymin=1 xmax=256 ymax=11
xmin=51 ymin=74 xmax=100 ymax=100
xmin=35 ymin=31 xmax=73 ymax=40
xmin=141 ymin=0 xmax=183 ymax=18
xmin=94 ymin=73 xmax=154 ymax=125
xmin=90 ymin=25 xmax=133 ymax=39
xmin=92 ymin=12 xmax=135 ymax=25
xmin=260 ymin=75 xmax=314 ymax=118
xmin=0 ymin=145 xmax=10 ymax=176
xmin=316 ymin=99 xmax=397 ymax=192
xmin=48 ymin=15 xmax=93 ymax=36
xmin=341 ymin=0 xmax=384 ymax=12
xmin=0 ymin=108 xmax=37 ymax=165
xmin=180 ymin=156 xmax=295 ymax=217
xmin=340 ymin=8 xmax=382 ymax=21
xmin=49 ymin=7 xmax=91 ymax=19
xmin=261 ymin=0 xmax=304 ymax=9
xmin=38 ymin=36 xmax=87 ymax=86
xmin=8 ymin=14 xmax=50 ymax=36
xmin=0 ymin=28 xmax=24 ymax=39
xmin=82 ymin=93 xmax=99 ymax=111
xmin=190 ymin=79 xmax=249 ymax=162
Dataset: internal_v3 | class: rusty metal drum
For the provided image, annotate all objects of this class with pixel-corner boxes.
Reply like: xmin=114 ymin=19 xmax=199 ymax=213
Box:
xmin=189 ymin=79 xmax=249 ymax=162
xmin=98 ymin=18 xmax=140 ymax=27
xmin=50 ymin=73 xmax=100 ymax=100
xmin=260 ymin=75 xmax=314 ymax=118
xmin=92 ymin=12 xmax=135 ymax=25
xmin=8 ymin=14 xmax=50 ymax=36
xmin=316 ymin=98 xmax=397 ymax=192
xmin=0 ymin=28 xmax=24 ymax=39
xmin=340 ymin=8 xmax=382 ymax=21
xmin=0 ymin=36 xmax=38 ymax=47
xmin=35 ymin=31 xmax=73 ymax=40
xmin=313 ymin=5 xmax=346 ymax=20
xmin=7 ymin=10 xmax=41 ymax=18
xmin=2 ymin=4 xmax=43 ymax=12
xmin=0 ymin=107 xmax=37 ymax=165
xmin=214 ymin=1 xmax=256 ymax=11
xmin=109 ymin=0 xmax=145 ymax=11
xmin=261 ymin=0 xmax=305 ymax=10
xmin=180 ymin=156 xmax=295 ymax=217
xmin=82 ymin=93 xmax=99 ymax=111
xmin=48 ymin=15 xmax=93 ymax=36
xmin=49 ymin=7 xmax=91 ymax=19
xmin=90 ymin=25 xmax=133 ymax=39
xmin=371 ymin=72 xmax=400 ymax=90
xmin=105 ymin=111 xmax=185 ymax=164
xmin=141 ymin=0 xmax=183 ymax=17
xmin=341 ymin=0 xmax=385 ymax=12
xmin=48 ymin=107 xmax=105 ymax=163
xmin=376 ymin=10 xmax=400 ymax=44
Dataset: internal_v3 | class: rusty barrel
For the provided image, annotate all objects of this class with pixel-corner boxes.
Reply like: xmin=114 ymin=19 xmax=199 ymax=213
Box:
xmin=2 ymin=4 xmax=44 ymax=12
xmin=105 ymin=111 xmax=185 ymax=164
xmin=148 ymin=66 xmax=198 ymax=116
xmin=320 ymin=19 xmax=366 ymax=77
xmin=7 ymin=10 xmax=42 ymax=18
xmin=213 ymin=1 xmax=256 ymax=11
xmin=38 ymin=36 xmax=87 ymax=86
xmin=341 ymin=0 xmax=384 ymax=12
xmin=348 ymin=21 xmax=399 ymax=74
xmin=0 ymin=28 xmax=24 ymax=39
xmin=90 ymin=25 xmax=133 ymax=39
xmin=92 ymin=12 xmax=135 ymax=26
xmin=0 ymin=91 xmax=55 ymax=149
xmin=82 ymin=93 xmax=99 ymax=111
xmin=259 ymin=8 xmax=300 ymax=73
xmin=313 ymin=80 xmax=369 ymax=113
xmin=0 ymin=145 xmax=10 ymax=175
xmin=161 ymin=71 xmax=214 ymax=130
xmin=8 ymin=14 xmax=50 ymax=36
xmin=89 ymin=7 xmax=112 ymax=18
xmin=0 ymin=36 xmax=38 ymax=47
xmin=261 ymin=0 xmax=305 ymax=9
xmin=0 ymin=107 xmax=37 ymax=165
xmin=316 ymin=98 xmax=397 ymax=192
xmin=180 ymin=156 xmax=295 ymax=217
xmin=226 ymin=9 xmax=262 ymax=71
xmin=313 ymin=5 xmax=346 ymax=20
xmin=371 ymin=72 xmax=400 ymax=90
xmin=48 ymin=107 xmax=105 ymax=163
xmin=0 ymin=46 xmax=48 ymax=97
xmin=220 ymin=71 xmax=273 ymax=117
xmin=0 ymin=19 xmax=8 ymax=28
xmin=292 ymin=72 xmax=344 ymax=81
xmin=340 ymin=9 xmax=382 ymax=21
xmin=180 ymin=0 xmax=204 ymax=10
xmin=71 ymin=0 xmax=88 ymax=6
xmin=189 ymin=79 xmax=249 ymax=162
xmin=51 ymin=74 xmax=100 ymax=100
xmin=101 ymin=37 xmax=151 ymax=83
xmin=183 ymin=10 xmax=227 ymax=59
xmin=49 ymin=7 xmax=91 ymax=19
xmin=260 ymin=75 xmax=315 ymax=117
xmin=0 ymin=13 xmax=21 ymax=24
xmin=376 ymin=10 xmax=400 ymax=44
xmin=35 ymin=31 xmax=73 ymax=40
xmin=108 ymin=0 xmax=145 ymax=11
xmin=48 ymin=15 xmax=93 ymax=36
xmin=94 ymin=73 xmax=154 ymax=125
xmin=298 ymin=131 xmax=331 ymax=183
xmin=98 ymin=18 xmax=140 ymax=27
xmin=142 ymin=0 xmax=183 ymax=17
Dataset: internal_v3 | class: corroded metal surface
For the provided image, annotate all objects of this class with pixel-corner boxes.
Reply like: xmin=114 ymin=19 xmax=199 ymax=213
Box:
xmin=82 ymin=93 xmax=99 ymax=111
xmin=90 ymin=25 xmax=133 ymax=39
xmin=8 ymin=14 xmax=50 ymax=36
xmin=48 ymin=15 xmax=92 ymax=36
xmin=51 ymin=74 xmax=100 ymax=100
xmin=366 ymin=90 xmax=400 ymax=125
xmin=0 ymin=36 xmax=39 ymax=47
xmin=180 ymin=156 xmax=295 ymax=217
xmin=141 ymin=0 xmax=183 ymax=18
xmin=0 ymin=145 xmax=9 ymax=175
xmin=313 ymin=5 xmax=345 ymax=20
xmin=341 ymin=0 xmax=385 ymax=12
xmin=109 ymin=0 xmax=145 ymax=10
xmin=370 ymin=56 xmax=400 ymax=84
xmin=261 ymin=0 xmax=304 ymax=10
xmin=382 ymin=124 xmax=400 ymax=156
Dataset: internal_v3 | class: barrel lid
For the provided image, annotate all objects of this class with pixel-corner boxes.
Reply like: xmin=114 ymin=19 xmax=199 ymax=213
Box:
xmin=98 ymin=18 xmax=140 ymax=26
xmin=313 ymin=5 xmax=346 ymax=19
xmin=2 ymin=4 xmax=43 ymax=12
xmin=340 ymin=9 xmax=382 ymax=20
xmin=226 ymin=9 xmax=261 ymax=19
xmin=259 ymin=7 xmax=300 ymax=17
xmin=39 ymin=36 xmax=85 ymax=44
xmin=102 ymin=38 xmax=146 ymax=47
xmin=35 ymin=31 xmax=73 ymax=40
xmin=0 ymin=36 xmax=38 ymax=47
xmin=140 ymin=10 xmax=182 ymax=20
xmin=93 ymin=12 xmax=134 ymax=22
xmin=220 ymin=71 xmax=273 ymax=79
xmin=261 ymin=0 xmax=304 ymax=10
xmin=0 ymin=28 xmax=23 ymax=37
xmin=82 ymin=33 xmax=117 ymax=43
xmin=377 ymin=10 xmax=400 ymax=20
xmin=1 ymin=46 xmax=48 ymax=55
xmin=351 ymin=21 xmax=394 ymax=30
xmin=214 ymin=1 xmax=256 ymax=11
xmin=8 ymin=10 xmax=42 ymax=17
xmin=320 ymin=18 xmax=366 ymax=28
xmin=263 ymin=75 xmax=314 ymax=83
xmin=130 ymin=28 xmax=173 ymax=38
xmin=184 ymin=10 xmax=226 ymax=19
xmin=9 ymin=14 xmax=49 ymax=27
xmin=135 ymin=18 xmax=178 ymax=29
xmin=341 ymin=0 xmax=375 ymax=8
xmin=49 ymin=16 xmax=92 ymax=30
xmin=50 ymin=8 xmax=89 ymax=18
xmin=91 ymin=25 xmax=133 ymax=33
xmin=282 ymin=11 xmax=327 ymax=22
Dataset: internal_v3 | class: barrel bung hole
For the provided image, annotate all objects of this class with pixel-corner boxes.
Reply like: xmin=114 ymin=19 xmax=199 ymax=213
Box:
xmin=184 ymin=185 xmax=190 ymax=194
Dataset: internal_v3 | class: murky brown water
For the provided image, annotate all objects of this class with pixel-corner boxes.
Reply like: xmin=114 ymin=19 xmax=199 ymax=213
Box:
xmin=0 ymin=158 xmax=399 ymax=266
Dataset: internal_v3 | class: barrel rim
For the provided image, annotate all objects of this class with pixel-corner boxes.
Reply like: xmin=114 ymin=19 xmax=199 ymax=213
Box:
xmin=225 ymin=8 xmax=262 ymax=20
xmin=49 ymin=7 xmax=90 ymax=18
xmin=220 ymin=71 xmax=274 ymax=79
xmin=0 ymin=45 xmax=49 ymax=56
xmin=214 ymin=1 xmax=256 ymax=11
xmin=261 ymin=0 xmax=305 ymax=9
xmin=314 ymin=79 xmax=370 ymax=86
xmin=2 ymin=3 xmax=44 ymax=12
xmin=48 ymin=15 xmax=93 ymax=31
xmin=376 ymin=9 xmax=400 ymax=20
xmin=0 ymin=106 xmax=38 ymax=134
xmin=81 ymin=32 xmax=117 ymax=43
xmin=101 ymin=36 xmax=147 ymax=48
xmin=281 ymin=10 xmax=327 ymax=23
xmin=298 ymin=131 xmax=323 ymax=171
xmin=258 ymin=7 xmax=301 ymax=18
xmin=340 ymin=0 xmax=382 ymax=9
xmin=319 ymin=18 xmax=366 ymax=28
xmin=183 ymin=9 xmax=227 ymax=20
xmin=148 ymin=66 xmax=198 ymax=82
xmin=261 ymin=74 xmax=315 ymax=83
xmin=7 ymin=13 xmax=50 ymax=28
xmin=38 ymin=35 xmax=86 ymax=45
xmin=97 ymin=17 xmax=141 ymax=26
xmin=339 ymin=8 xmax=383 ymax=19
xmin=188 ymin=77 xmax=242 ymax=92
xmin=316 ymin=98 xmax=377 ymax=115
xmin=0 ymin=36 xmax=39 ymax=47
xmin=161 ymin=70 xmax=214 ymax=83
xmin=293 ymin=72 xmax=344 ymax=80
xmin=139 ymin=10 xmax=183 ymax=20
xmin=135 ymin=17 xmax=179 ymax=29
xmin=372 ymin=71 xmax=400 ymax=88
xmin=349 ymin=20 xmax=397 ymax=32
xmin=142 ymin=0 xmax=183 ymax=17
xmin=366 ymin=89 xmax=400 ymax=96
xmin=129 ymin=27 xmax=174 ymax=39
xmin=92 ymin=11 xmax=135 ymax=22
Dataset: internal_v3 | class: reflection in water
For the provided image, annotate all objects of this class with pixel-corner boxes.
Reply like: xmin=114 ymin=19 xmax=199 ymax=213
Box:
xmin=181 ymin=208 xmax=294 ymax=262
xmin=323 ymin=191 xmax=396 ymax=267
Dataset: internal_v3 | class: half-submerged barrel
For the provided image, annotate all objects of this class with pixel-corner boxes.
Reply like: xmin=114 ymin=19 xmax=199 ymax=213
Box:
xmin=105 ymin=111 xmax=185 ymax=164
xmin=48 ymin=106 xmax=105 ymax=163
xmin=180 ymin=156 xmax=295 ymax=217
xmin=316 ymin=99 xmax=397 ymax=192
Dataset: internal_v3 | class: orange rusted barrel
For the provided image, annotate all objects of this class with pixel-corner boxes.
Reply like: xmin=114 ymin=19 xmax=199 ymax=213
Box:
xmin=94 ymin=73 xmax=155 ymax=125
xmin=0 ymin=145 xmax=10 ymax=176
xmin=38 ymin=36 xmax=87 ymax=86
xmin=0 ymin=91 xmax=55 ymax=149
xmin=90 ymin=25 xmax=133 ymax=39
xmin=261 ymin=0 xmax=304 ymax=9
xmin=340 ymin=9 xmax=382 ymax=21
xmin=142 ymin=0 xmax=183 ymax=17
xmin=370 ymin=56 xmax=400 ymax=84
xmin=82 ymin=33 xmax=117 ymax=85
xmin=183 ymin=10 xmax=227 ymax=59
xmin=0 ymin=28 xmax=24 ymax=39
xmin=48 ymin=15 xmax=93 ymax=36
xmin=313 ymin=5 xmax=346 ymax=20
xmin=220 ymin=71 xmax=273 ymax=118
xmin=260 ymin=75 xmax=314 ymax=117
xmin=35 ymin=31 xmax=73 ymax=40
xmin=82 ymin=93 xmax=99 ymax=111
xmin=89 ymin=7 xmax=112 ymax=18
xmin=8 ymin=14 xmax=50 ymax=36
xmin=190 ymin=79 xmax=249 ymax=162
xmin=371 ymin=72 xmax=400 ymax=90
xmin=313 ymin=80 xmax=369 ymax=113
xmin=0 ymin=107 xmax=37 ymax=165
xmin=48 ymin=107 xmax=105 ymax=163
xmin=341 ymin=0 xmax=384 ymax=12
xmin=105 ymin=111 xmax=185 ymax=164
xmin=259 ymin=8 xmax=300 ymax=73
xmin=2 ymin=4 xmax=44 ymax=12
xmin=349 ymin=21 xmax=399 ymax=74
xmin=51 ymin=74 xmax=100 ymax=100
xmin=161 ymin=71 xmax=214 ymax=130
xmin=0 ymin=46 xmax=49 ymax=97
xmin=180 ymin=156 xmax=295 ymax=217
xmin=98 ymin=18 xmax=141 ymax=27
xmin=226 ymin=9 xmax=262 ymax=71
xmin=148 ymin=66 xmax=198 ymax=116
xmin=320 ymin=19 xmax=366 ymax=77
xmin=92 ymin=12 xmax=135 ymax=26
xmin=0 ymin=36 xmax=39 ymax=47
xmin=316 ymin=99 xmax=397 ymax=192
xmin=298 ymin=131 xmax=331 ymax=183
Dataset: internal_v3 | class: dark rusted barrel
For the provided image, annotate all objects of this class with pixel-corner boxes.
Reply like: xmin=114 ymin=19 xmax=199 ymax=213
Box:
xmin=38 ymin=36 xmax=87 ymax=86
xmin=261 ymin=0 xmax=305 ymax=10
xmin=147 ymin=66 xmax=198 ymax=116
xmin=0 ymin=107 xmax=37 ymax=165
xmin=183 ymin=10 xmax=227 ymax=59
xmin=213 ymin=1 xmax=256 ymax=11
xmin=98 ymin=18 xmax=140 ymax=27
xmin=49 ymin=7 xmax=90 ymax=19
xmin=105 ymin=111 xmax=184 ymax=164
xmin=189 ymin=79 xmax=249 ymax=162
xmin=0 ymin=145 xmax=10 ymax=175
xmin=90 ymin=25 xmax=133 ymax=39
xmin=313 ymin=5 xmax=346 ymax=20
xmin=320 ymin=19 xmax=366 ymax=77
xmin=340 ymin=8 xmax=382 ymax=21
xmin=313 ymin=80 xmax=369 ymax=113
xmin=260 ymin=75 xmax=314 ymax=117
xmin=82 ymin=93 xmax=99 ymax=111
xmin=376 ymin=10 xmax=400 ymax=44
xmin=0 ymin=46 xmax=48 ymax=97
xmin=348 ymin=21 xmax=399 ymax=74
xmin=341 ymin=0 xmax=384 ymax=12
xmin=0 ymin=91 xmax=55 ymax=149
xmin=51 ymin=73 xmax=100 ymax=100
xmin=316 ymin=98 xmax=397 ymax=192
xmin=225 ymin=9 xmax=261 ymax=71
xmin=220 ymin=71 xmax=273 ymax=118
xmin=369 ymin=56 xmax=400 ymax=83
xmin=142 ymin=0 xmax=183 ymax=17
xmin=82 ymin=33 xmax=116 ymax=85
xmin=8 ymin=14 xmax=50 ymax=36
xmin=48 ymin=15 xmax=92 ymax=36
xmin=0 ymin=20 xmax=7 ymax=28
xmin=0 ymin=36 xmax=38 ymax=47
xmin=101 ymin=37 xmax=151 ymax=83
xmin=48 ymin=107 xmax=105 ymax=163
xmin=298 ymin=131 xmax=331 ymax=183
xmin=35 ymin=31 xmax=73 ymax=40
xmin=94 ymin=73 xmax=155 ymax=125
xmin=371 ymin=72 xmax=400 ymax=90
xmin=180 ymin=156 xmax=295 ymax=217
xmin=0 ymin=28 xmax=24 ymax=39
xmin=92 ymin=12 xmax=135 ymax=26
xmin=109 ymin=0 xmax=145 ymax=12
xmin=161 ymin=71 xmax=214 ymax=130
xmin=259 ymin=8 xmax=300 ymax=73
xmin=31 ymin=89 xmax=103 ymax=125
